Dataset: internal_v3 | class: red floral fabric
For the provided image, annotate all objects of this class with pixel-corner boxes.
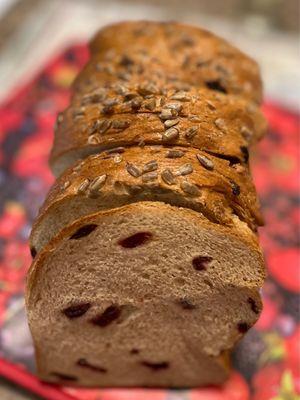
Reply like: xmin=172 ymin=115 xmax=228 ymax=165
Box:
xmin=0 ymin=45 xmax=299 ymax=400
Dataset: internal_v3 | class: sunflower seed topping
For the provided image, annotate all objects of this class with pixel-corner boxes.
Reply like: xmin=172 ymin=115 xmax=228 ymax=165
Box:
xmin=164 ymin=119 xmax=179 ymax=128
xmin=165 ymin=102 xmax=183 ymax=112
xmin=114 ymin=154 xmax=123 ymax=163
xmin=89 ymin=175 xmax=107 ymax=192
xmin=240 ymin=126 xmax=253 ymax=141
xmin=185 ymin=126 xmax=198 ymax=140
xmin=143 ymin=160 xmax=158 ymax=173
xmin=162 ymin=127 xmax=179 ymax=142
xmin=77 ymin=179 xmax=90 ymax=194
xmin=170 ymin=91 xmax=191 ymax=101
xmin=177 ymin=163 xmax=193 ymax=176
xmin=166 ymin=149 xmax=185 ymax=158
xmin=112 ymin=120 xmax=130 ymax=130
xmin=161 ymin=169 xmax=176 ymax=185
xmin=160 ymin=108 xmax=177 ymax=120
xmin=87 ymin=134 xmax=101 ymax=144
xmin=126 ymin=163 xmax=142 ymax=178
xmin=189 ymin=115 xmax=201 ymax=122
xmin=144 ymin=98 xmax=156 ymax=111
xmin=180 ymin=181 xmax=200 ymax=196
xmin=142 ymin=171 xmax=158 ymax=182
xmin=130 ymin=97 xmax=143 ymax=111
xmin=73 ymin=107 xmax=86 ymax=118
xmin=137 ymin=83 xmax=158 ymax=96
xmin=62 ymin=180 xmax=70 ymax=190
xmin=196 ymin=154 xmax=214 ymax=170
xmin=205 ymin=100 xmax=217 ymax=110
xmin=98 ymin=119 xmax=112 ymax=134
xmin=214 ymin=118 xmax=226 ymax=130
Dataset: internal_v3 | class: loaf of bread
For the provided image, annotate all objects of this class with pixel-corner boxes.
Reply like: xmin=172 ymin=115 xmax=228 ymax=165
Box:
xmin=26 ymin=21 xmax=267 ymax=388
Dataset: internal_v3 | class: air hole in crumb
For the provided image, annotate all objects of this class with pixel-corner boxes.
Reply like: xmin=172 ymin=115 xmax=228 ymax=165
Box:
xmin=141 ymin=361 xmax=169 ymax=371
xmin=62 ymin=303 xmax=91 ymax=319
xmin=118 ymin=232 xmax=153 ymax=248
xmin=177 ymin=298 xmax=196 ymax=310
xmin=205 ymin=80 xmax=227 ymax=94
xmin=192 ymin=256 xmax=213 ymax=271
xmin=248 ymin=298 xmax=259 ymax=314
xmin=91 ymin=305 xmax=121 ymax=327
xmin=237 ymin=322 xmax=250 ymax=333
xmin=77 ymin=358 xmax=107 ymax=373
xmin=141 ymin=272 xmax=150 ymax=280
xmin=70 ymin=224 xmax=97 ymax=240
xmin=174 ymin=277 xmax=186 ymax=286
xmin=130 ymin=348 xmax=140 ymax=355
xmin=51 ymin=372 xmax=78 ymax=381
xmin=30 ymin=247 xmax=37 ymax=258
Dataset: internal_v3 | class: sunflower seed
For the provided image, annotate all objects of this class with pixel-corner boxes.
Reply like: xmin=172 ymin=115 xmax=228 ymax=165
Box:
xmin=160 ymin=108 xmax=177 ymax=120
xmin=205 ymin=100 xmax=217 ymax=110
xmin=177 ymin=163 xmax=193 ymax=176
xmin=214 ymin=118 xmax=226 ymax=130
xmin=105 ymin=147 xmax=125 ymax=155
xmin=112 ymin=120 xmax=130 ymax=130
xmin=143 ymin=160 xmax=158 ymax=173
xmin=230 ymin=180 xmax=240 ymax=196
xmin=142 ymin=171 xmax=158 ymax=182
xmin=180 ymin=181 xmax=200 ymax=196
xmin=89 ymin=175 xmax=107 ymax=192
xmin=98 ymin=119 xmax=112 ymax=134
xmin=114 ymin=84 xmax=127 ymax=95
xmin=130 ymin=97 xmax=143 ymax=111
xmin=72 ymin=107 xmax=85 ymax=118
xmin=62 ymin=180 xmax=70 ymax=190
xmin=159 ymin=97 xmax=166 ymax=107
xmin=170 ymin=91 xmax=191 ymax=102
xmin=126 ymin=163 xmax=142 ymax=178
xmin=144 ymin=98 xmax=156 ymax=111
xmin=87 ymin=134 xmax=101 ymax=144
xmin=185 ymin=126 xmax=198 ymax=139
xmin=88 ymin=120 xmax=100 ymax=135
xmin=77 ymin=179 xmax=90 ymax=194
xmin=162 ymin=127 xmax=179 ymax=142
xmin=113 ymin=154 xmax=123 ymax=163
xmin=189 ymin=115 xmax=201 ymax=122
xmin=103 ymin=98 xmax=119 ymax=107
xmin=164 ymin=119 xmax=179 ymax=128
xmin=240 ymin=126 xmax=253 ymax=141
xmin=138 ymin=138 xmax=145 ymax=147
xmin=137 ymin=83 xmax=158 ymax=96
xmin=196 ymin=154 xmax=214 ymax=170
xmin=166 ymin=149 xmax=185 ymax=158
xmin=165 ymin=102 xmax=183 ymax=112
xmin=161 ymin=169 xmax=176 ymax=185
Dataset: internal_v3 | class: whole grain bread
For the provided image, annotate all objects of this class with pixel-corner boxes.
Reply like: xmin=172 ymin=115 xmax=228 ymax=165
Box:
xmin=31 ymin=145 xmax=263 ymax=255
xmin=72 ymin=21 xmax=262 ymax=104
xmin=51 ymin=86 xmax=266 ymax=176
xmin=26 ymin=20 xmax=267 ymax=388
xmin=26 ymin=202 xmax=264 ymax=387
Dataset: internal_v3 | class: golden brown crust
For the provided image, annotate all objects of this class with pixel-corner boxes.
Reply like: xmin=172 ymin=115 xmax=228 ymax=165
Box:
xmin=73 ymin=21 xmax=262 ymax=104
xmin=51 ymin=86 xmax=266 ymax=176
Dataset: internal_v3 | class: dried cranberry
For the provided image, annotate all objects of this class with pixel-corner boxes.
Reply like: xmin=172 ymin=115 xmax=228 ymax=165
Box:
xmin=70 ymin=224 xmax=97 ymax=239
xmin=118 ymin=232 xmax=152 ymax=248
xmin=230 ymin=180 xmax=241 ymax=196
xmin=141 ymin=361 xmax=169 ymax=370
xmin=130 ymin=348 xmax=140 ymax=355
xmin=91 ymin=305 xmax=121 ymax=327
xmin=77 ymin=358 xmax=107 ymax=373
xmin=205 ymin=80 xmax=227 ymax=94
xmin=177 ymin=298 xmax=196 ymax=310
xmin=30 ymin=247 xmax=37 ymax=258
xmin=237 ymin=322 xmax=250 ymax=333
xmin=192 ymin=256 xmax=213 ymax=271
xmin=63 ymin=303 xmax=91 ymax=319
xmin=248 ymin=298 xmax=259 ymax=314
xmin=51 ymin=372 xmax=78 ymax=381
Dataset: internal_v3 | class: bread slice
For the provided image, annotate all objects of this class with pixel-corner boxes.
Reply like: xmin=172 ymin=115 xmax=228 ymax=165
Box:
xmin=26 ymin=202 xmax=265 ymax=387
xmin=51 ymin=86 xmax=266 ymax=176
xmin=73 ymin=21 xmax=262 ymax=104
xmin=31 ymin=145 xmax=263 ymax=256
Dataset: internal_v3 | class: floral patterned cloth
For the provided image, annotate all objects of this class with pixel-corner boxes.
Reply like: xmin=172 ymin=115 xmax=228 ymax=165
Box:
xmin=0 ymin=45 xmax=299 ymax=400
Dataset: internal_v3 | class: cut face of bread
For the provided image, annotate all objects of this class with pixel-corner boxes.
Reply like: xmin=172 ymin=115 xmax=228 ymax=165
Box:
xmin=26 ymin=202 xmax=265 ymax=387
xmin=31 ymin=146 xmax=263 ymax=255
